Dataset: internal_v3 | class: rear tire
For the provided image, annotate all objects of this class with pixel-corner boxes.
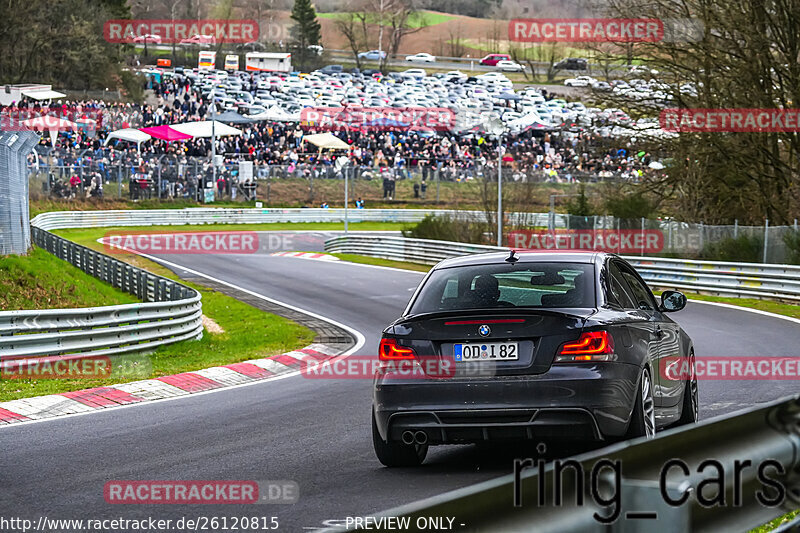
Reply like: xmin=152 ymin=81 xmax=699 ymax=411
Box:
xmin=676 ymin=351 xmax=698 ymax=426
xmin=626 ymin=367 xmax=656 ymax=439
xmin=372 ymin=411 xmax=427 ymax=467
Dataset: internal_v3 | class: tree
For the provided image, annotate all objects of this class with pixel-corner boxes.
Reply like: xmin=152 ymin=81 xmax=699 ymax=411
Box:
xmin=595 ymin=0 xmax=800 ymax=223
xmin=369 ymin=0 xmax=421 ymax=72
xmin=0 ymin=0 xmax=130 ymax=90
xmin=290 ymin=0 xmax=322 ymax=69
xmin=567 ymin=185 xmax=594 ymax=217
xmin=336 ymin=10 xmax=370 ymax=68
xmin=447 ymin=24 xmax=466 ymax=57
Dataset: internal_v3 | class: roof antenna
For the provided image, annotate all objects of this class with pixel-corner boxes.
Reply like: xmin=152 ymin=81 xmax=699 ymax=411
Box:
xmin=505 ymin=249 xmax=519 ymax=263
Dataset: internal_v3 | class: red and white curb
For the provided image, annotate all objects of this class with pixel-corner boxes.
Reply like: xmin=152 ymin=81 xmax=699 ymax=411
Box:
xmin=0 ymin=343 xmax=338 ymax=425
xmin=270 ymin=251 xmax=339 ymax=261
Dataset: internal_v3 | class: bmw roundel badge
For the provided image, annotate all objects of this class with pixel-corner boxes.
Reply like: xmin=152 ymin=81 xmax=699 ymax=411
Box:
xmin=478 ymin=324 xmax=491 ymax=337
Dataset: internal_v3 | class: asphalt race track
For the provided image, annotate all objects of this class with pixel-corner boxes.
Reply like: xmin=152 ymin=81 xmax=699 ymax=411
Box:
xmin=2 ymin=231 xmax=800 ymax=531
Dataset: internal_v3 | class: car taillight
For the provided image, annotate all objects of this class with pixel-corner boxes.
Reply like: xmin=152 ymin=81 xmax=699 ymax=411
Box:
xmin=555 ymin=331 xmax=615 ymax=362
xmin=379 ymin=338 xmax=416 ymax=361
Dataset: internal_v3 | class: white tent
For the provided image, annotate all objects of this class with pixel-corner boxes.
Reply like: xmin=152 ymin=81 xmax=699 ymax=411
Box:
xmin=171 ymin=120 xmax=242 ymax=138
xmin=265 ymin=105 xmax=300 ymax=122
xmin=302 ymin=132 xmax=351 ymax=150
xmin=507 ymin=112 xmax=543 ymax=131
xmin=104 ymin=128 xmax=152 ymax=148
xmin=21 ymin=89 xmax=66 ymax=100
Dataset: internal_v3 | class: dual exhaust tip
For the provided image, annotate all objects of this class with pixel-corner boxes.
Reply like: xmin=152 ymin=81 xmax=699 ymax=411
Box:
xmin=402 ymin=430 xmax=428 ymax=445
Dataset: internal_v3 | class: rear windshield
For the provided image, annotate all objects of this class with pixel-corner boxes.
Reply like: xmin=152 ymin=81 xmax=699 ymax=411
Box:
xmin=408 ymin=262 xmax=595 ymax=315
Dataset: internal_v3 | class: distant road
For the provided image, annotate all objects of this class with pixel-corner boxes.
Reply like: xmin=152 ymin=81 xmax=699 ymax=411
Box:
xmin=3 ymin=231 xmax=800 ymax=532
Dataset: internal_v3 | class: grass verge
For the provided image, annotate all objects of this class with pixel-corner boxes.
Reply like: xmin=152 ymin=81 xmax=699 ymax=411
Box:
xmin=659 ymin=291 xmax=800 ymax=320
xmin=330 ymin=253 xmax=431 ymax=273
xmin=30 ymin=178 xmax=591 ymax=215
xmin=0 ymin=247 xmax=137 ymax=311
xmin=0 ymin=235 xmax=316 ymax=402
xmin=751 ymin=510 xmax=799 ymax=533
xmin=318 ymin=10 xmax=455 ymax=28
xmin=54 ymin=221 xmax=405 ymax=244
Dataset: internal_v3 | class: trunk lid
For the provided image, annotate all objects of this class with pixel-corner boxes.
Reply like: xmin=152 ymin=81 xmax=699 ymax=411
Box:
xmin=392 ymin=309 xmax=595 ymax=377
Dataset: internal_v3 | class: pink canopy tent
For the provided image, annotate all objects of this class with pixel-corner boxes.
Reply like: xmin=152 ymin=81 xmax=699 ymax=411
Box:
xmin=138 ymin=125 xmax=192 ymax=142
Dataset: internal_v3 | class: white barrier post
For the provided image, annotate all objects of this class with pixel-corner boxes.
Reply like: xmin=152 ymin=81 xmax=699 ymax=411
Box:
xmin=641 ymin=217 xmax=645 ymax=256
xmin=344 ymin=166 xmax=349 ymax=234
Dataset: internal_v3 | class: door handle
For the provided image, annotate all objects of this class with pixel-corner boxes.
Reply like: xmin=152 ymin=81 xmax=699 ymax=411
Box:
xmin=655 ymin=325 xmax=664 ymax=337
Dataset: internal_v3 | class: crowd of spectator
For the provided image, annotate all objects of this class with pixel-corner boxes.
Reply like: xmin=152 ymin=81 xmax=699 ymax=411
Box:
xmin=9 ymin=71 xmax=655 ymax=201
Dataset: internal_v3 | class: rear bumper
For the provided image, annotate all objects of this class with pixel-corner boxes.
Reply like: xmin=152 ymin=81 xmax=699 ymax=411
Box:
xmin=373 ymin=362 xmax=640 ymax=444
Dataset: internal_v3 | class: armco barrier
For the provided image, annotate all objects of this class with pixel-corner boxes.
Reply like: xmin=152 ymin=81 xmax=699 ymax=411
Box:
xmin=12 ymin=213 xmax=799 ymax=366
xmin=8 ymin=208 xmax=548 ymax=366
xmin=323 ymin=234 xmax=800 ymax=302
xmin=336 ymin=394 xmax=800 ymax=533
xmin=29 ymin=208 xmax=557 ymax=232
xmin=0 ymin=227 xmax=202 ymax=365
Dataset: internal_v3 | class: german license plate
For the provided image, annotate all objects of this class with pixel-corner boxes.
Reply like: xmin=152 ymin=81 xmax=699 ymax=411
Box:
xmin=454 ymin=342 xmax=518 ymax=361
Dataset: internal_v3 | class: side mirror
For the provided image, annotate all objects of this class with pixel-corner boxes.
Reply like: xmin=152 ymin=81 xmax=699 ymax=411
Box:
xmin=660 ymin=290 xmax=687 ymax=312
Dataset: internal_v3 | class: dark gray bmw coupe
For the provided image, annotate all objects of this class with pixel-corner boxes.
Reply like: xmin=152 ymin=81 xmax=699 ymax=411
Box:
xmin=372 ymin=251 xmax=697 ymax=466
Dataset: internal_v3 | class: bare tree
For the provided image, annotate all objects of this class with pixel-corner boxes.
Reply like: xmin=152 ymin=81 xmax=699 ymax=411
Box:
xmin=379 ymin=0 xmax=423 ymax=71
xmin=447 ymin=23 xmax=466 ymax=57
xmin=593 ymin=0 xmax=800 ymax=223
xmin=336 ymin=10 xmax=370 ymax=68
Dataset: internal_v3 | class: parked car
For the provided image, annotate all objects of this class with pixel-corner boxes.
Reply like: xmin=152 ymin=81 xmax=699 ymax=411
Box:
xmin=236 ymin=41 xmax=265 ymax=51
xmin=496 ymin=60 xmax=525 ymax=72
xmin=180 ymin=34 xmax=215 ymax=45
xmin=591 ymin=80 xmax=612 ymax=91
xmin=628 ymin=65 xmax=659 ymax=76
xmin=133 ymin=34 xmax=162 ymax=44
xmin=443 ymin=70 xmax=467 ymax=81
xmin=405 ymin=53 xmax=436 ymax=63
xmin=358 ymin=50 xmax=387 ymax=61
xmin=402 ymin=68 xmax=427 ymax=80
xmin=479 ymin=53 xmax=511 ymax=66
xmin=555 ymin=58 xmax=588 ymax=70
xmin=318 ymin=65 xmax=343 ymax=75
xmin=564 ymin=76 xmax=595 ymax=87
xmin=372 ymin=251 xmax=696 ymax=466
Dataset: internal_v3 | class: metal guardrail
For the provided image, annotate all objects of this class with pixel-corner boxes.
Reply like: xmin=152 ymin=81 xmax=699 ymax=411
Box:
xmin=12 ymin=208 xmax=544 ymax=366
xmin=338 ymin=394 xmax=800 ymax=533
xmin=626 ymin=257 xmax=800 ymax=302
xmin=325 ymin=234 xmax=501 ymax=264
xmin=30 ymin=208 xmax=457 ymax=231
xmin=323 ymin=235 xmax=800 ymax=302
xmin=30 ymin=209 xmax=558 ymax=232
xmin=0 ymin=227 xmax=202 ymax=365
